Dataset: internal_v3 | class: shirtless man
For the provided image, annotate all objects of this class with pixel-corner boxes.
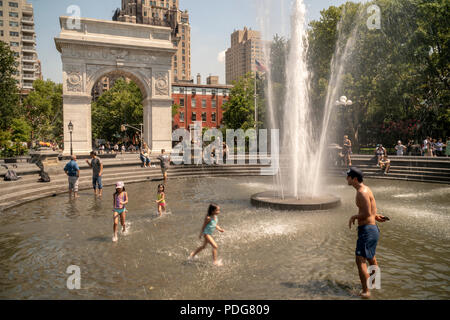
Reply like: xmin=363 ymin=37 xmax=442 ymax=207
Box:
xmin=347 ymin=167 xmax=388 ymax=298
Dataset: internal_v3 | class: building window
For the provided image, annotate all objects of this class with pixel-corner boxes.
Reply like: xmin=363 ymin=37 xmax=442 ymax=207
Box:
xmin=191 ymin=99 xmax=196 ymax=107
xmin=0 ymin=20 xmax=2 ymax=26
xmin=174 ymin=62 xmax=177 ymax=67
xmin=212 ymin=100 xmax=216 ymax=108
xmin=10 ymin=41 xmax=19 ymax=47
xmin=202 ymin=112 xmax=207 ymax=122
xmin=212 ymin=113 xmax=216 ymax=122
xmin=9 ymin=2 xmax=18 ymax=7
xmin=9 ymin=21 xmax=18 ymax=27
xmin=192 ymin=112 xmax=196 ymax=121
xmin=179 ymin=112 xmax=184 ymax=122
xmin=182 ymin=56 xmax=185 ymax=61
xmin=9 ymin=31 xmax=18 ymax=37
xmin=9 ymin=11 xmax=18 ymax=18
xmin=182 ymin=49 xmax=185 ymax=55
xmin=202 ymin=99 xmax=206 ymax=108
xmin=182 ymin=35 xmax=185 ymax=40
xmin=0 ymin=1 xmax=3 ymax=6
xmin=179 ymin=98 xmax=184 ymax=106
xmin=202 ymin=89 xmax=206 ymax=95
xmin=0 ymin=30 xmax=3 ymax=37
xmin=179 ymin=87 xmax=184 ymax=94
xmin=0 ymin=11 xmax=3 ymax=17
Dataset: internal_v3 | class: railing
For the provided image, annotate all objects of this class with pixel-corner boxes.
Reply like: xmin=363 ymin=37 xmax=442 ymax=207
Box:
xmin=22 ymin=36 xmax=35 ymax=41
xmin=22 ymin=26 xmax=35 ymax=31
xmin=22 ymin=17 xmax=34 ymax=21
xmin=22 ymin=83 xmax=33 ymax=89
xmin=23 ymin=74 xmax=36 ymax=79
xmin=22 ymin=46 xmax=36 ymax=51
xmin=22 ymin=56 xmax=36 ymax=61
xmin=22 ymin=65 xmax=35 ymax=71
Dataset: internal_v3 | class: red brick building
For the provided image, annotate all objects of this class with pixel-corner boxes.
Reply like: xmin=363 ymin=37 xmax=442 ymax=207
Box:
xmin=172 ymin=76 xmax=233 ymax=130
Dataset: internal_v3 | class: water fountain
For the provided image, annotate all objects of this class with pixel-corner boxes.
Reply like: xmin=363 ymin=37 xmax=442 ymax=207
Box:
xmin=251 ymin=0 xmax=340 ymax=210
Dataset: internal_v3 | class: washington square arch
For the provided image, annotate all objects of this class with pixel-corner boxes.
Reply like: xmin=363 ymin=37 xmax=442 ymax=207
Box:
xmin=54 ymin=16 xmax=176 ymax=155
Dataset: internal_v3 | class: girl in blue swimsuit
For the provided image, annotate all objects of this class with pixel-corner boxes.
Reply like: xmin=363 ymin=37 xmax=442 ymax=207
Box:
xmin=189 ymin=203 xmax=225 ymax=266
xmin=112 ymin=181 xmax=128 ymax=242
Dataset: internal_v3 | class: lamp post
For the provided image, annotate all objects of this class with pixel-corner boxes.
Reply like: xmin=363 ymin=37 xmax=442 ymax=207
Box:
xmin=336 ymin=96 xmax=353 ymax=137
xmin=68 ymin=121 xmax=74 ymax=156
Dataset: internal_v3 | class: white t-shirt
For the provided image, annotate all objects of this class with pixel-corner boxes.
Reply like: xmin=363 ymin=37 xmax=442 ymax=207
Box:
xmin=423 ymin=139 xmax=428 ymax=150
xmin=396 ymin=144 xmax=405 ymax=155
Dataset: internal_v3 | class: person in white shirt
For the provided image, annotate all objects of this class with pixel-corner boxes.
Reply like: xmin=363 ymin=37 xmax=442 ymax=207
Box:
xmin=395 ymin=140 xmax=406 ymax=156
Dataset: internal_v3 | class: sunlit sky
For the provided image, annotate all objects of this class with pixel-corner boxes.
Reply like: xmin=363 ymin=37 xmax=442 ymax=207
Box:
xmin=29 ymin=0 xmax=354 ymax=84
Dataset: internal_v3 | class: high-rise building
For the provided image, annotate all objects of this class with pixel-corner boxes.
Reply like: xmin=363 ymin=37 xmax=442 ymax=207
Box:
xmin=113 ymin=0 xmax=191 ymax=82
xmin=225 ymin=27 xmax=265 ymax=84
xmin=0 ymin=0 xmax=40 ymax=95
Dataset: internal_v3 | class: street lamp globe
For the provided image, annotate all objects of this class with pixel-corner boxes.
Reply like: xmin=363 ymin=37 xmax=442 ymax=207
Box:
xmin=68 ymin=121 xmax=74 ymax=133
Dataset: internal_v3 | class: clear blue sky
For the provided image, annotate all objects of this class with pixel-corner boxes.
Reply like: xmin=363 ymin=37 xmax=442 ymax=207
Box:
xmin=30 ymin=0 xmax=353 ymax=84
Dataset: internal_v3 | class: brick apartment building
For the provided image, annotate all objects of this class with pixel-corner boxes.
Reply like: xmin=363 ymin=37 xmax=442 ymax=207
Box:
xmin=172 ymin=75 xmax=232 ymax=130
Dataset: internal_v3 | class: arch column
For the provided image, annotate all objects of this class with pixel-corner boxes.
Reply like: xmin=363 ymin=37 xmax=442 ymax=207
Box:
xmin=63 ymin=94 xmax=93 ymax=155
xmin=147 ymin=97 xmax=173 ymax=152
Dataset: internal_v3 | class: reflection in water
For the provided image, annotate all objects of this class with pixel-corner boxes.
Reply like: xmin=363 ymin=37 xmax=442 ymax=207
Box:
xmin=0 ymin=176 xmax=449 ymax=299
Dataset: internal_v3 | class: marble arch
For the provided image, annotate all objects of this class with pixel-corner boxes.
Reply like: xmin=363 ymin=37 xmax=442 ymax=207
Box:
xmin=55 ymin=16 xmax=176 ymax=154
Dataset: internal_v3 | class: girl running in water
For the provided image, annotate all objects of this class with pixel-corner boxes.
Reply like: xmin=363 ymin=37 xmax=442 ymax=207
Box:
xmin=155 ymin=184 xmax=166 ymax=217
xmin=189 ymin=203 xmax=225 ymax=266
xmin=112 ymin=181 xmax=128 ymax=242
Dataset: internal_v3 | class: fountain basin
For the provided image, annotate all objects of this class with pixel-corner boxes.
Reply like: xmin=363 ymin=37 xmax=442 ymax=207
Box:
xmin=251 ymin=191 xmax=341 ymax=211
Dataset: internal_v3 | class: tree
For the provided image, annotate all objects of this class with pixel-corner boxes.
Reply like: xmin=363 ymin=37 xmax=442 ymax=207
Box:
xmin=222 ymin=73 xmax=259 ymax=131
xmin=307 ymin=0 xmax=449 ymax=149
xmin=91 ymin=79 xmax=143 ymax=142
xmin=0 ymin=41 xmax=20 ymax=131
xmin=23 ymin=79 xmax=63 ymax=143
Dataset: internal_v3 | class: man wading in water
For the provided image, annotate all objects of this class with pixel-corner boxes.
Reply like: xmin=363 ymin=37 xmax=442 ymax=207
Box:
xmin=346 ymin=167 xmax=389 ymax=298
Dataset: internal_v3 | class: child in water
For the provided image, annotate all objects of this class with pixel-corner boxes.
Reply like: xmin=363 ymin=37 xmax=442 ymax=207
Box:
xmin=112 ymin=181 xmax=128 ymax=242
xmin=155 ymin=184 xmax=166 ymax=217
xmin=189 ymin=203 xmax=225 ymax=266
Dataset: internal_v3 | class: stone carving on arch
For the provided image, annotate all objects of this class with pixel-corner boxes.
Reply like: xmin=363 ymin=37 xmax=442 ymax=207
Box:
xmin=65 ymin=64 xmax=83 ymax=93
xmin=154 ymin=71 xmax=169 ymax=96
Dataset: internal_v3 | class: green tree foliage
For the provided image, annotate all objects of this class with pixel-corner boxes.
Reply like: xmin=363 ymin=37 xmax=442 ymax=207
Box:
xmin=222 ymin=72 xmax=264 ymax=131
xmin=91 ymin=79 xmax=143 ymax=142
xmin=307 ymin=0 xmax=450 ymax=148
xmin=0 ymin=41 xmax=20 ymax=131
xmin=23 ymin=79 xmax=63 ymax=142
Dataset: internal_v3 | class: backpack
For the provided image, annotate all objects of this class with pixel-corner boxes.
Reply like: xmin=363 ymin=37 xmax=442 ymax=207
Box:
xmin=4 ymin=169 xmax=20 ymax=181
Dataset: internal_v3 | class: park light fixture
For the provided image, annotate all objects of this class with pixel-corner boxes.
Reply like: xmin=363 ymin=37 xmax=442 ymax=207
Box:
xmin=68 ymin=121 xmax=74 ymax=156
xmin=336 ymin=96 xmax=353 ymax=107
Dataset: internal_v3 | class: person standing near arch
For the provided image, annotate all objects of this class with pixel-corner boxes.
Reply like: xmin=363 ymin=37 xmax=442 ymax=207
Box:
xmin=157 ymin=149 xmax=171 ymax=183
xmin=86 ymin=151 xmax=103 ymax=197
